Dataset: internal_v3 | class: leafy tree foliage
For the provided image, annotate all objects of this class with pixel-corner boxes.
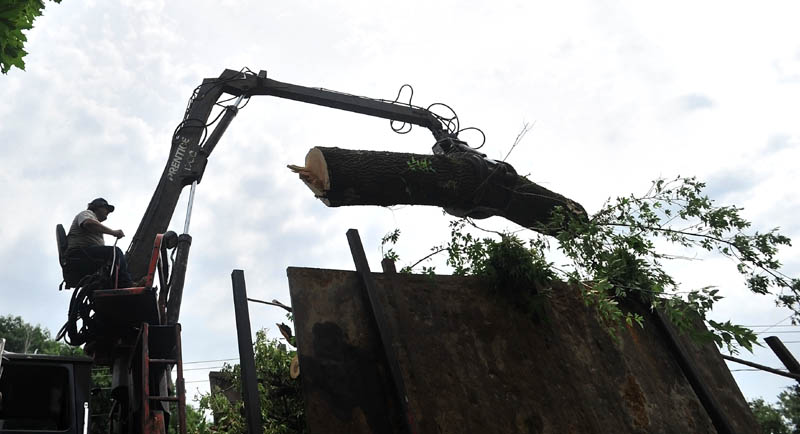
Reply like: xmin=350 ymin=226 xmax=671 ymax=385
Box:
xmin=780 ymin=385 xmax=800 ymax=433
xmin=383 ymin=176 xmax=799 ymax=353
xmin=750 ymin=385 xmax=800 ymax=434
xmin=90 ymin=366 xmax=112 ymax=434
xmin=185 ymin=404 xmax=208 ymax=433
xmin=0 ymin=314 xmax=82 ymax=355
xmin=751 ymin=398 xmax=791 ymax=434
xmin=191 ymin=329 xmax=305 ymax=434
xmin=0 ymin=0 xmax=62 ymax=74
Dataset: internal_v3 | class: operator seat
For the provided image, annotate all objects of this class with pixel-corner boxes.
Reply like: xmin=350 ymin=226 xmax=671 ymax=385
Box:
xmin=56 ymin=224 xmax=80 ymax=289
xmin=56 ymin=224 xmax=108 ymax=290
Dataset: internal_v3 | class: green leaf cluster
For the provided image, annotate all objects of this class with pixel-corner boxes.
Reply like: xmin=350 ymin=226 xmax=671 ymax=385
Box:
xmin=0 ymin=0 xmax=62 ymax=74
xmin=387 ymin=176 xmax=799 ymax=353
xmin=380 ymin=229 xmax=401 ymax=262
xmin=193 ymin=329 xmax=305 ymax=434
xmin=89 ymin=366 xmax=112 ymax=434
xmin=405 ymin=156 xmax=435 ymax=172
xmin=546 ymin=176 xmax=798 ymax=352
xmin=750 ymin=385 xmax=800 ymax=434
xmin=385 ymin=220 xmax=556 ymax=318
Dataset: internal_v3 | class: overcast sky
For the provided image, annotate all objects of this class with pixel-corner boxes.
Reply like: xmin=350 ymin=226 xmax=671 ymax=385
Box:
xmin=1 ymin=0 xmax=799 ymax=405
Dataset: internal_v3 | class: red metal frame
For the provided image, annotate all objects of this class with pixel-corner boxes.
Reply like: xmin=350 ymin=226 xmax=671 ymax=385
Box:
xmin=90 ymin=234 xmax=186 ymax=434
xmin=135 ymin=322 xmax=186 ymax=434
xmin=144 ymin=234 xmax=164 ymax=289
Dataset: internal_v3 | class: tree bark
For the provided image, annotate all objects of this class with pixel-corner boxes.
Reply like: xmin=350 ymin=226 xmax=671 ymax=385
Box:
xmin=289 ymin=147 xmax=586 ymax=236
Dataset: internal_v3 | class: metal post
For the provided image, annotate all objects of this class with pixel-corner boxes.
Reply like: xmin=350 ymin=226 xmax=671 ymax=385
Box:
xmin=183 ymin=181 xmax=197 ymax=234
xmin=346 ymin=229 xmax=415 ymax=434
xmin=231 ymin=270 xmax=262 ymax=434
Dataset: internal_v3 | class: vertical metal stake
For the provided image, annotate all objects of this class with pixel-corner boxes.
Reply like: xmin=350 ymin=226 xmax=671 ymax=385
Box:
xmin=231 ymin=270 xmax=262 ymax=434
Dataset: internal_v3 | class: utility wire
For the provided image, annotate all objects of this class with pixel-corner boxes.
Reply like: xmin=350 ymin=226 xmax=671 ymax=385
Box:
xmin=730 ymin=368 xmax=789 ymax=372
xmin=757 ymin=314 xmax=794 ymax=334
xmin=755 ymin=331 xmax=800 ymax=334
xmin=184 ymin=366 xmax=223 ymax=372
xmin=184 ymin=357 xmax=239 ymax=365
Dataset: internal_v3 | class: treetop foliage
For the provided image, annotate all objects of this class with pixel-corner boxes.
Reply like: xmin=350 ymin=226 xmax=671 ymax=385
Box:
xmin=0 ymin=0 xmax=62 ymax=74
xmin=750 ymin=385 xmax=800 ymax=434
xmin=0 ymin=313 xmax=82 ymax=356
xmin=192 ymin=329 xmax=305 ymax=434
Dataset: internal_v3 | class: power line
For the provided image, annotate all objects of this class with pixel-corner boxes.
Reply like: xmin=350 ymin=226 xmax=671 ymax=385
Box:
xmin=185 ymin=357 xmax=238 ymax=365
xmin=755 ymin=314 xmax=794 ymax=334
xmin=94 ymin=357 xmax=238 ymax=369
xmin=184 ymin=366 xmax=223 ymax=372
xmin=755 ymin=331 xmax=800 ymax=335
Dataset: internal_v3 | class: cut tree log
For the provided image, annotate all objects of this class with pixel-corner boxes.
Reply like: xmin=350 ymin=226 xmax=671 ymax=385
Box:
xmin=289 ymin=147 xmax=587 ymax=236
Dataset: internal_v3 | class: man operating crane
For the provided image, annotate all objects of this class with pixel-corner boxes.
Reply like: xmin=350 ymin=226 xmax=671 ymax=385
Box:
xmin=65 ymin=197 xmax=134 ymax=288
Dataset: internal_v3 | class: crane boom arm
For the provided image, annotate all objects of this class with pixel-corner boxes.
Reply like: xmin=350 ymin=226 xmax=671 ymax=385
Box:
xmin=126 ymin=69 xmax=451 ymax=278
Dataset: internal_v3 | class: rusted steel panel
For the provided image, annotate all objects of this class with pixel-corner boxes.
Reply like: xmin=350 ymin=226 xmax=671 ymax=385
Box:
xmin=287 ymin=268 xmax=759 ymax=434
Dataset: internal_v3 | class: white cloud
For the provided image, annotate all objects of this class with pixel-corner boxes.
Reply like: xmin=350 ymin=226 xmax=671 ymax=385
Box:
xmin=1 ymin=0 xmax=798 ymax=403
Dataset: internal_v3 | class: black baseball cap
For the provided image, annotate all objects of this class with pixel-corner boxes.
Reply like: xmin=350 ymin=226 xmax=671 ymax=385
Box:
xmin=88 ymin=198 xmax=115 ymax=213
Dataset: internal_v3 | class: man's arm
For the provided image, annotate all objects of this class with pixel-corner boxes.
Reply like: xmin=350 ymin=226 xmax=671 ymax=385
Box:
xmin=81 ymin=219 xmax=125 ymax=238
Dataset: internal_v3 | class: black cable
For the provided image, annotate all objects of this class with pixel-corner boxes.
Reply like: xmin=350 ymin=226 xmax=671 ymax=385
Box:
xmin=214 ymin=95 xmax=240 ymax=106
xmin=175 ymin=68 xmax=258 ymax=147
xmin=391 ymin=119 xmax=413 ymax=134
xmin=456 ymin=126 xmax=487 ymax=149
xmin=389 ymin=84 xmax=415 ymax=134
xmin=427 ymin=102 xmax=460 ymax=134
xmin=238 ymin=95 xmax=252 ymax=110
xmin=392 ymin=84 xmax=414 ymax=105
xmin=171 ymin=118 xmax=207 ymax=145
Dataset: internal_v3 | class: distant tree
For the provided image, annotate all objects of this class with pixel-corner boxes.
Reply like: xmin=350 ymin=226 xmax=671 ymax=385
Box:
xmin=750 ymin=386 xmax=800 ymax=434
xmin=0 ymin=0 xmax=63 ymax=74
xmin=184 ymin=404 xmax=208 ymax=434
xmin=193 ymin=329 xmax=305 ymax=434
xmin=90 ymin=366 xmax=112 ymax=434
xmin=751 ymin=398 xmax=791 ymax=434
xmin=0 ymin=314 xmax=82 ymax=355
xmin=779 ymin=385 xmax=800 ymax=433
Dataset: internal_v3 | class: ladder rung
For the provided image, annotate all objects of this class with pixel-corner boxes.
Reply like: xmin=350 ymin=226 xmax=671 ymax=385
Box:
xmin=149 ymin=358 xmax=178 ymax=364
xmin=148 ymin=396 xmax=180 ymax=402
